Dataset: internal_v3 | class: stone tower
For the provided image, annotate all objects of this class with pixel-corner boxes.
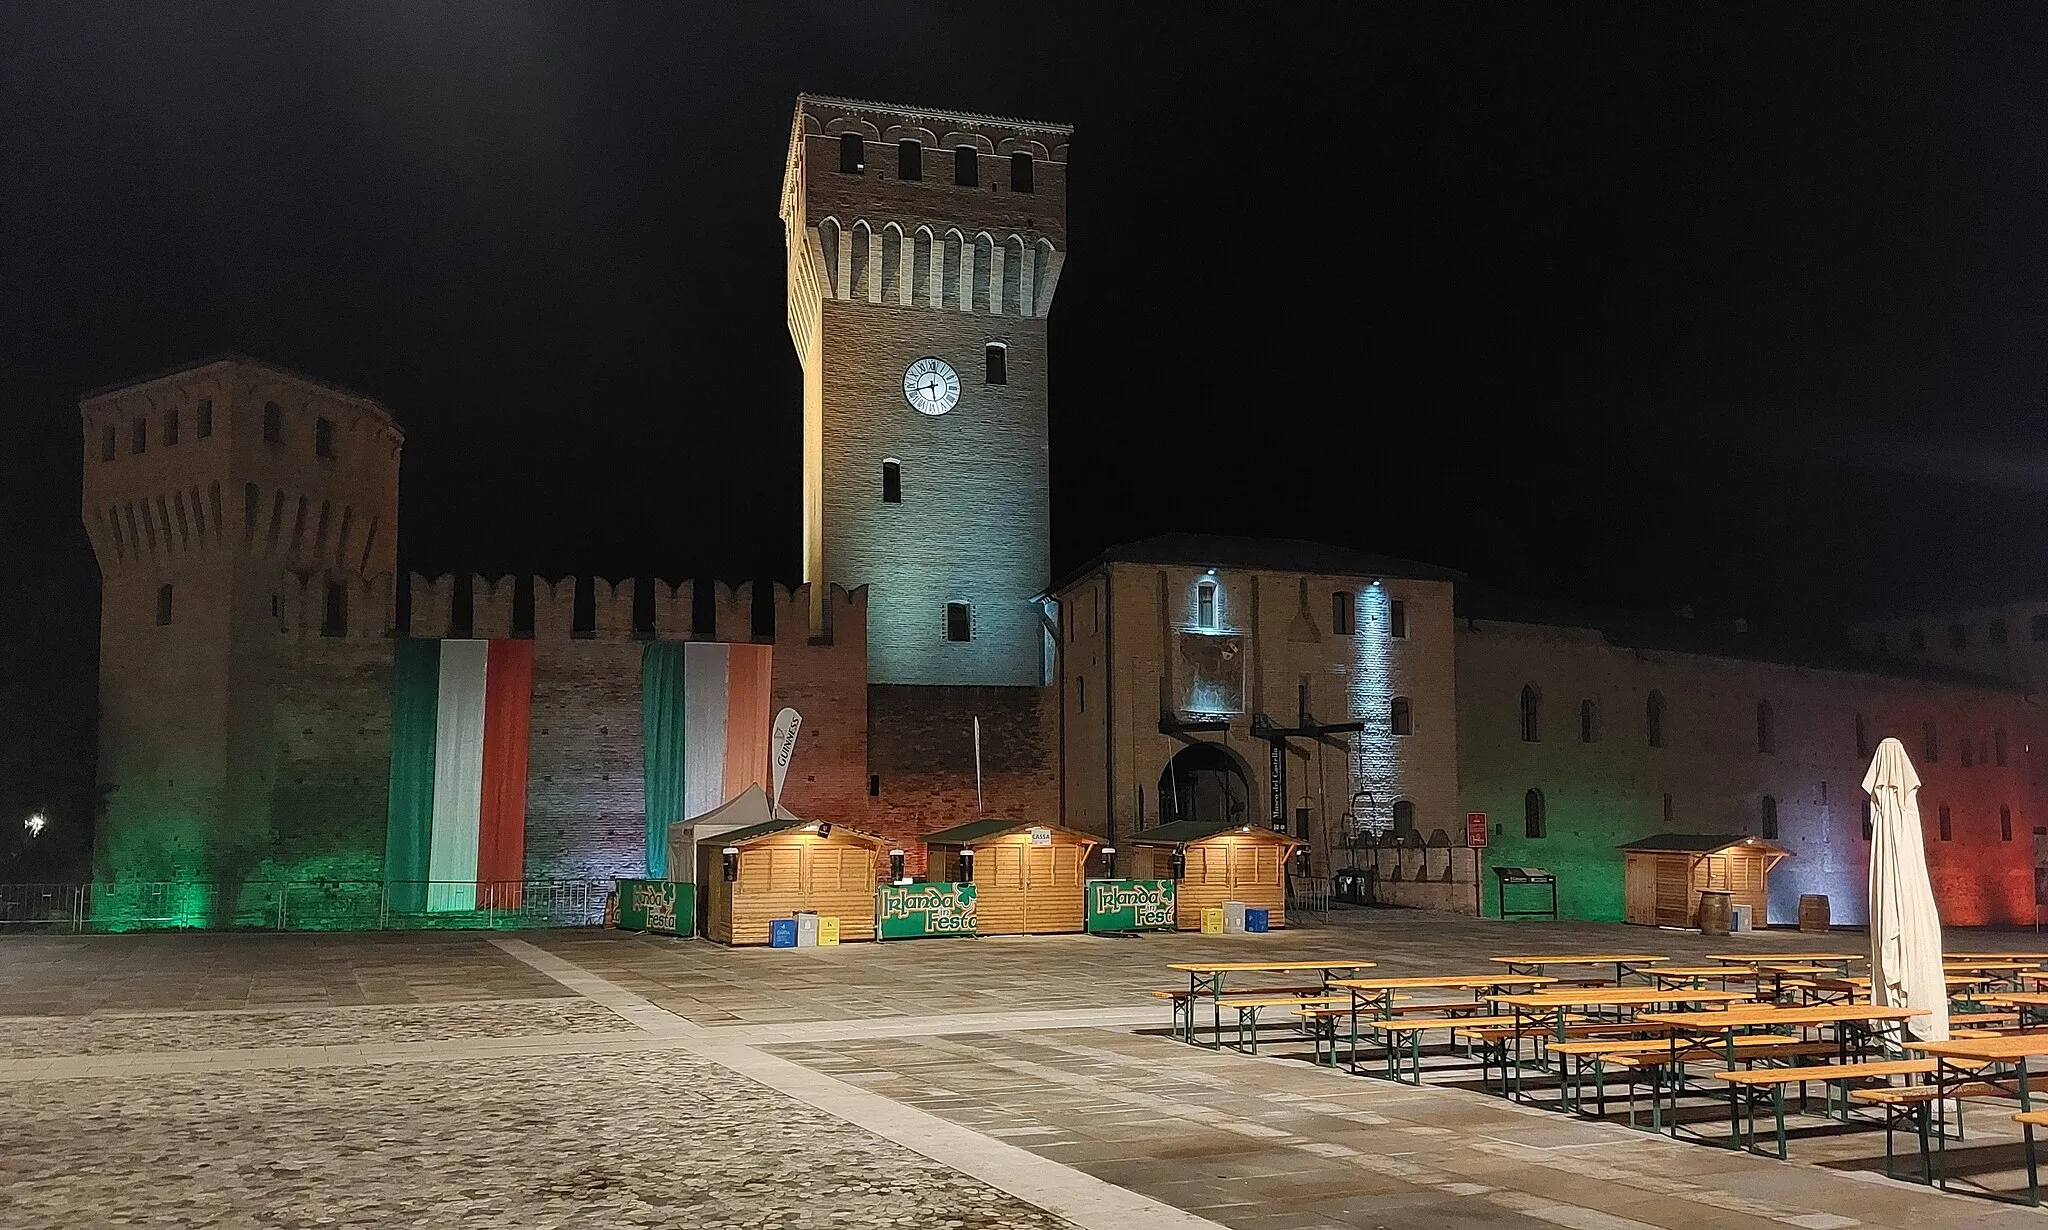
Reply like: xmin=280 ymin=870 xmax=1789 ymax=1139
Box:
xmin=80 ymin=356 xmax=401 ymax=908
xmin=781 ymin=95 xmax=1070 ymax=686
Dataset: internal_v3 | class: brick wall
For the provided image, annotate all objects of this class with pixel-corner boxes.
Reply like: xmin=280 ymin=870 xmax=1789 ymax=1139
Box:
xmin=868 ymin=682 xmax=1060 ymax=872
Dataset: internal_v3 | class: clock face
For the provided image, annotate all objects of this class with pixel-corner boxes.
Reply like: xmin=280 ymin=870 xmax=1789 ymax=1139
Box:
xmin=903 ymin=357 xmax=961 ymax=416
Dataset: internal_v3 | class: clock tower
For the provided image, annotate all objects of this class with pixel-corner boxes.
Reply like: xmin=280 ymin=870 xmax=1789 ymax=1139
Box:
xmin=781 ymin=95 xmax=1069 ymax=686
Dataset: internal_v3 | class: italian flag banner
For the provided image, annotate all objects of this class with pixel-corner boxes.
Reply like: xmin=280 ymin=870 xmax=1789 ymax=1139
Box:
xmin=641 ymin=641 xmax=772 ymax=878
xmin=384 ymin=638 xmax=534 ymax=912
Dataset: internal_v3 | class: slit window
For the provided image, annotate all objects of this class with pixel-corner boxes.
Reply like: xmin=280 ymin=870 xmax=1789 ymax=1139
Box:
xmin=1938 ymin=803 xmax=1953 ymax=841
xmin=1760 ymin=795 xmax=1779 ymax=840
xmin=100 ymin=425 xmax=116 ymax=461
xmin=1389 ymin=599 xmax=1407 ymax=638
xmin=1519 ymin=684 xmax=1540 ymax=742
xmin=1923 ymin=719 xmax=1938 ymax=763
xmin=164 ymin=407 xmax=180 ymax=446
xmin=315 ymin=417 xmax=335 ymax=459
xmin=1647 ymin=690 xmax=1666 ymax=748
xmin=263 ymin=401 xmax=282 ymax=443
xmin=1755 ymin=701 xmax=1775 ymax=754
xmin=897 ymin=139 xmax=921 ymax=180
xmin=1010 ymin=151 xmax=1034 ymax=193
xmin=1196 ymin=582 xmax=1217 ymax=630
xmin=131 ymin=418 xmax=147 ymax=454
xmin=954 ymin=146 xmax=978 ymax=186
xmin=322 ymin=581 xmax=346 ymax=637
xmin=1996 ymin=728 xmax=2008 ymax=767
xmin=1390 ymin=696 xmax=1412 ymax=736
xmin=1076 ymin=676 xmax=1085 ymax=713
xmin=1332 ymin=592 xmax=1354 ymax=635
xmin=155 ymin=583 xmax=173 ymax=626
xmin=2003 ymin=805 xmax=2015 ymax=841
xmin=196 ymin=398 xmax=212 ymax=438
xmin=985 ymin=343 xmax=1007 ymax=384
xmin=882 ymin=459 xmax=902 ymax=503
xmin=1861 ymin=799 xmax=1874 ymax=840
xmin=1579 ymin=699 xmax=1599 ymax=744
xmin=945 ymin=602 xmax=972 ymax=642
xmin=839 ymin=132 xmax=864 ymax=173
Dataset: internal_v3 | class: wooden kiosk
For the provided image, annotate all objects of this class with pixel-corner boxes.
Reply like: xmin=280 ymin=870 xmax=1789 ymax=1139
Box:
xmin=695 ymin=805 xmax=886 ymax=945
xmin=1129 ymin=820 xmax=1304 ymax=930
xmin=922 ymin=819 xmax=1100 ymax=935
xmin=1620 ymin=833 xmax=1788 ymax=928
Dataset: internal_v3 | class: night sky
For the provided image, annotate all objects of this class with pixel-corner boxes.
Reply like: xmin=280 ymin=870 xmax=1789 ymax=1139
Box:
xmin=6 ymin=3 xmax=2048 ymax=861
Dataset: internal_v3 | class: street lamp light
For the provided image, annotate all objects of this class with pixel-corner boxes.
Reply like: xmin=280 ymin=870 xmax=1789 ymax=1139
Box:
xmin=23 ymin=813 xmax=46 ymax=838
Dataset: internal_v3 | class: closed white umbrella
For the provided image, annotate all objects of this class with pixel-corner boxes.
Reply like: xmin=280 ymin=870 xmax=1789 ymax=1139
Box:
xmin=1863 ymin=737 xmax=1948 ymax=1043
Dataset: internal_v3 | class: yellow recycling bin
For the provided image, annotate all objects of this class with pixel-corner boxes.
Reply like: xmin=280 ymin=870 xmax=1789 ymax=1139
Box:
xmin=1200 ymin=907 xmax=1225 ymax=935
xmin=818 ymin=915 xmax=841 ymax=946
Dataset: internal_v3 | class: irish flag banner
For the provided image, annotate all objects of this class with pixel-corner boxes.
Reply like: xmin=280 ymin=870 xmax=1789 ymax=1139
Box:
xmin=641 ymin=641 xmax=773 ymax=877
xmin=385 ymin=638 xmax=535 ymax=912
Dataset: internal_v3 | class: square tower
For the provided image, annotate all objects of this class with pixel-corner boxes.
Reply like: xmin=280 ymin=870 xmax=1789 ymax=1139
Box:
xmin=782 ymin=95 xmax=1070 ymax=686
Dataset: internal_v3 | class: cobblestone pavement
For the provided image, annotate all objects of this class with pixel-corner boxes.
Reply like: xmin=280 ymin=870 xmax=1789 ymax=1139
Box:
xmin=6 ymin=915 xmax=2048 ymax=1228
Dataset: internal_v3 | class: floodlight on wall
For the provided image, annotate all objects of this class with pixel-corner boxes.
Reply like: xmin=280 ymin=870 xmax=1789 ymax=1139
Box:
xmin=722 ymin=847 xmax=739 ymax=882
xmin=1169 ymin=846 xmax=1186 ymax=879
xmin=23 ymin=813 xmax=45 ymax=838
xmin=817 ymin=822 xmax=832 ymax=839
xmin=889 ymin=849 xmax=907 ymax=883
xmin=959 ymin=848 xmax=975 ymax=882
xmin=1101 ymin=845 xmax=1117 ymax=878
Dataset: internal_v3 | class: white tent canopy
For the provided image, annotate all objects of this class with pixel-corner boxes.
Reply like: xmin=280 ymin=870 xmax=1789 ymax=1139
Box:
xmin=1863 ymin=736 xmax=1948 ymax=1043
xmin=662 ymin=784 xmax=804 ymax=884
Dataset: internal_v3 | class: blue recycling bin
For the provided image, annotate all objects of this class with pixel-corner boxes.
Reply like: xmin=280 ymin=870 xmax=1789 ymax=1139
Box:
xmin=1244 ymin=907 xmax=1270 ymax=933
xmin=769 ymin=918 xmax=798 ymax=948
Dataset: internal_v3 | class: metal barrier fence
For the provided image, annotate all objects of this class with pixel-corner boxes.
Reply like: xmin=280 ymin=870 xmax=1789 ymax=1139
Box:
xmin=0 ymin=880 xmax=614 ymax=934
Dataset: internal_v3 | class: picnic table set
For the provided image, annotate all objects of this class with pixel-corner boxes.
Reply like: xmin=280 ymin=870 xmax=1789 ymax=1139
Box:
xmin=1148 ymin=946 xmax=2048 ymax=1204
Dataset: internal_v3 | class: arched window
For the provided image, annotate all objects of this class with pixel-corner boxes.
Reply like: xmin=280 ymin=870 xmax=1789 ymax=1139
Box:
xmin=1195 ymin=581 xmax=1217 ymax=630
xmin=1524 ymin=788 xmax=1546 ymax=838
xmin=1854 ymin=713 xmax=1868 ymax=759
xmin=839 ymin=132 xmax=864 ymax=173
xmin=1996 ymin=728 xmax=2008 ymax=767
xmin=1760 ymin=795 xmax=1778 ymax=840
xmin=881 ymin=459 xmax=902 ymax=504
xmin=953 ymin=146 xmax=978 ymax=187
xmin=1938 ymin=803 xmax=1953 ymax=841
xmin=2002 ymin=805 xmax=2014 ymax=842
xmin=155 ymin=583 xmax=173 ymax=626
xmin=1392 ymin=799 xmax=1416 ymax=837
xmin=1923 ymin=719 xmax=1938 ymax=763
xmin=1755 ymin=701 xmax=1775 ymax=754
xmin=1646 ymin=690 xmax=1666 ymax=748
xmin=1519 ymin=684 xmax=1540 ymax=742
xmin=1390 ymin=696 xmax=1412 ymax=736
xmin=1579 ymin=699 xmax=1599 ymax=744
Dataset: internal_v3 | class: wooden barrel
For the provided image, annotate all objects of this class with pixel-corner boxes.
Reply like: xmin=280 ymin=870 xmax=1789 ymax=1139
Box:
xmin=1697 ymin=889 xmax=1733 ymax=936
xmin=1798 ymin=894 xmax=1831 ymax=933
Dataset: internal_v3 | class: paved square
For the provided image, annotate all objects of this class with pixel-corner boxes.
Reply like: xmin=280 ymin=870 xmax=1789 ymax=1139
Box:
xmin=5 ymin=912 xmax=2048 ymax=1228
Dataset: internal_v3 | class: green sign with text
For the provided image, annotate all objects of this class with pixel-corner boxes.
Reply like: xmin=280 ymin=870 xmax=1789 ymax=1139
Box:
xmin=1086 ymin=879 xmax=1177 ymax=932
xmin=613 ymin=879 xmax=693 ymax=937
xmin=877 ymin=882 xmax=977 ymax=939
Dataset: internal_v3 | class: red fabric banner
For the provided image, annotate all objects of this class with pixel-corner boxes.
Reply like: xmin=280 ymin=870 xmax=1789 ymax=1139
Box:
xmin=477 ymin=638 xmax=534 ymax=907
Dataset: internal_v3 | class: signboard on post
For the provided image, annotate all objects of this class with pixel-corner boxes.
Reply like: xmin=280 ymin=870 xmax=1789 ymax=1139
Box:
xmin=1268 ymin=741 xmax=1287 ymax=830
xmin=613 ymin=879 xmax=693 ymax=937
xmin=877 ymin=882 xmax=978 ymax=939
xmin=1466 ymin=812 xmax=1489 ymax=848
xmin=1086 ymin=879 xmax=1177 ymax=932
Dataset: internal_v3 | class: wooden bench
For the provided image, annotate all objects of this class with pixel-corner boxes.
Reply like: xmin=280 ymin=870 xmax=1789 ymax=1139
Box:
xmin=1546 ymin=1035 xmax=1834 ymax=1123
xmin=1151 ymin=983 xmax=1342 ymax=1044
xmin=2014 ymin=1111 xmax=2048 ymax=1205
xmin=1215 ymin=994 xmax=1351 ymax=1054
xmin=1851 ymin=1072 xmax=2008 ymax=1184
xmin=1714 ymin=1060 xmax=1937 ymax=1157
xmin=1358 ymin=1014 xmax=1563 ymax=1084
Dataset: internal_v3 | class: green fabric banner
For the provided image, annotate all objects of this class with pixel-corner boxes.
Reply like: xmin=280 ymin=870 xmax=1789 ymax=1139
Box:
xmin=641 ymin=642 xmax=688 ymax=879
xmin=613 ymin=878 xmax=693 ymax=936
xmin=384 ymin=637 xmax=442 ymax=914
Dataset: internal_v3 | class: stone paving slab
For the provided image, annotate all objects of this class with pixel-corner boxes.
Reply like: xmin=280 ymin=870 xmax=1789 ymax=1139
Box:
xmin=0 ymin=997 xmax=631 ymax=1056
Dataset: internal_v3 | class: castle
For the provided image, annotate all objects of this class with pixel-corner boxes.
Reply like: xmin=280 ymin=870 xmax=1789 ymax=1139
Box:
xmin=80 ymin=95 xmax=2048 ymax=929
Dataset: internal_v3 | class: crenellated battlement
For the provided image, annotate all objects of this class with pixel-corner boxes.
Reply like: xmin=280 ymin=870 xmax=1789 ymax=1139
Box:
xmin=396 ymin=574 xmax=868 ymax=646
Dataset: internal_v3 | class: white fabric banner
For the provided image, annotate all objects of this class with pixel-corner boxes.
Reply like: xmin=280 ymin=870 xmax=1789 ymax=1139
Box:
xmin=682 ymin=641 xmax=730 ymax=822
xmin=428 ymin=639 xmax=489 ymax=912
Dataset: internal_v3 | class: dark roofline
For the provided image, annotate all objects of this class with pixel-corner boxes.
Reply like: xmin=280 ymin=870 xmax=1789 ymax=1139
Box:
xmin=797 ymin=93 xmax=1073 ymax=137
xmin=1044 ymin=533 xmax=1464 ymax=598
xmin=80 ymin=353 xmax=403 ymax=435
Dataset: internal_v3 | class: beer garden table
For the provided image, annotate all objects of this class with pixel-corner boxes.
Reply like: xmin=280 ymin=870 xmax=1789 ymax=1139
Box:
xmin=1325 ymin=974 xmax=1563 ymax=1073
xmin=1485 ymin=987 xmax=1755 ymax=1099
xmin=1166 ymin=961 xmax=1376 ymax=1047
xmin=1489 ymin=954 xmax=1669 ymax=984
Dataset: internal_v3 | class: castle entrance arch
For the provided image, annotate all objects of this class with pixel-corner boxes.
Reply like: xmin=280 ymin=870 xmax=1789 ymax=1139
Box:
xmin=1157 ymin=743 xmax=1251 ymax=827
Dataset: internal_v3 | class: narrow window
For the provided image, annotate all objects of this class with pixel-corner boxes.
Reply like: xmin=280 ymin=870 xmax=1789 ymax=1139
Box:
xmin=271 ymin=594 xmax=282 ymax=619
xmin=1579 ymin=699 xmax=1599 ymax=744
xmin=164 ymin=407 xmax=180 ymax=446
xmin=867 ymin=774 xmax=880 ymax=797
xmin=839 ymin=132 xmax=864 ymax=173
xmin=315 ymin=417 xmax=335 ymax=459
xmin=1524 ymin=788 xmax=1546 ymax=838
xmin=1855 ymin=713 xmax=1868 ymax=759
xmin=945 ymin=602 xmax=972 ymax=642
xmin=1991 ymin=618 xmax=2008 ymax=645
xmin=1663 ymin=793 xmax=1675 ymax=825
xmin=1331 ymin=592 xmax=1354 ymax=635
xmin=1947 ymin=623 xmax=1966 ymax=650
xmin=1519 ymin=684 xmax=1540 ymax=742
xmin=1861 ymin=798 xmax=1873 ymax=840
xmin=1755 ymin=701 xmax=1775 ymax=754
xmin=1760 ymin=795 xmax=1778 ymax=840
xmin=1908 ymin=627 xmax=1926 ymax=653
xmin=322 ymin=581 xmax=346 ymax=637
xmin=2035 ymin=614 xmax=2048 ymax=642
xmin=1938 ymin=803 xmax=1952 ymax=842
xmin=1389 ymin=599 xmax=1407 ymax=639
xmin=1923 ymin=719 xmax=1938 ymax=763
xmin=985 ymin=342 xmax=1007 ymax=384
xmin=131 ymin=417 xmax=147 ymax=454
xmin=1996 ymin=728 xmax=2008 ymax=767
xmin=2002 ymin=805 xmax=2014 ymax=842
xmin=263 ymin=401 xmax=282 ymax=443
xmin=100 ymin=425 xmax=116 ymax=461
xmin=1646 ymin=690 xmax=1665 ymax=748
xmin=1076 ymin=676 xmax=1085 ymax=713
xmin=155 ymin=583 xmax=173 ymax=626
xmin=897 ymin=139 xmax=921 ymax=181
xmin=953 ymin=146 xmax=978 ymax=187
xmin=196 ymin=398 xmax=212 ymax=438
xmin=1196 ymin=581 xmax=1217 ymax=630
xmin=881 ymin=459 xmax=902 ymax=503
xmin=1010 ymin=151 xmax=1034 ymax=193
xmin=1390 ymin=696 xmax=1412 ymax=736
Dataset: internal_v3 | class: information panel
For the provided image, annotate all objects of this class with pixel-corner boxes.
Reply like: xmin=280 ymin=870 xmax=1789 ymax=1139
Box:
xmin=612 ymin=879 xmax=694 ymax=937
xmin=1086 ymin=879 xmax=1177 ymax=932
xmin=877 ymin=882 xmax=978 ymax=939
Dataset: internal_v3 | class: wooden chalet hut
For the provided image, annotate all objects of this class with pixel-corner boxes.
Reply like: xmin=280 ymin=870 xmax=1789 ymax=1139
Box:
xmin=1129 ymin=820 xmax=1304 ymax=930
xmin=922 ymin=819 xmax=1100 ymax=935
xmin=695 ymin=801 xmax=885 ymax=945
xmin=1620 ymin=833 xmax=1789 ymax=928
